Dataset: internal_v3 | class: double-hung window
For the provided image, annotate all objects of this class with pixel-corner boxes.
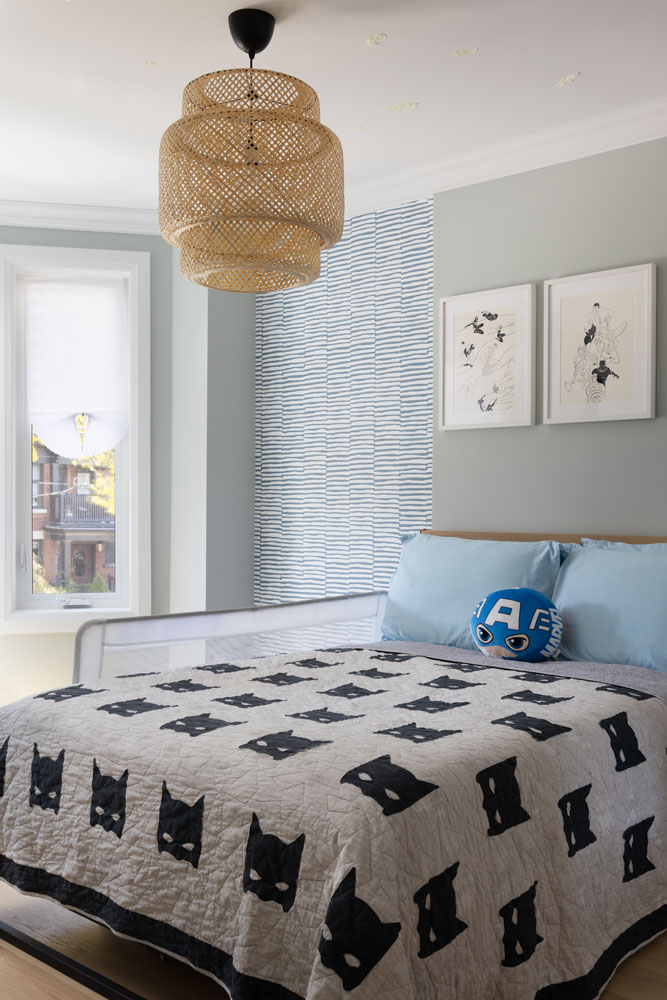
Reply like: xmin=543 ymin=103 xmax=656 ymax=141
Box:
xmin=1 ymin=246 xmax=151 ymax=630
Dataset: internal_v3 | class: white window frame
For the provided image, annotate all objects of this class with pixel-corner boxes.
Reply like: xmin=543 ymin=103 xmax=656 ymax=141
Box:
xmin=0 ymin=245 xmax=151 ymax=633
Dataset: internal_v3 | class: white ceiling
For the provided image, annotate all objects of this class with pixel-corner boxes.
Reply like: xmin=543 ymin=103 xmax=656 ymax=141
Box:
xmin=2 ymin=0 xmax=667 ymax=217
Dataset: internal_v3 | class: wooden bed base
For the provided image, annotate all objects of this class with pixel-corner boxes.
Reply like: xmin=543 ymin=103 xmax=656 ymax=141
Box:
xmin=423 ymin=530 xmax=667 ymax=545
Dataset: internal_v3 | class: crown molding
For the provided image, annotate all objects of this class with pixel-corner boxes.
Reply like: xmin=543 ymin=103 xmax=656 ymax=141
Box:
xmin=0 ymin=199 xmax=160 ymax=236
xmin=1 ymin=96 xmax=666 ymax=233
xmin=344 ymin=94 xmax=667 ymax=217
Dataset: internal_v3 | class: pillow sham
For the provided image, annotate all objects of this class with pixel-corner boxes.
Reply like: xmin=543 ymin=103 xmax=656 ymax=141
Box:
xmin=554 ymin=546 xmax=667 ymax=671
xmin=560 ymin=541 xmax=582 ymax=562
xmin=381 ymin=533 xmax=561 ymax=649
xmin=582 ymin=537 xmax=667 ymax=553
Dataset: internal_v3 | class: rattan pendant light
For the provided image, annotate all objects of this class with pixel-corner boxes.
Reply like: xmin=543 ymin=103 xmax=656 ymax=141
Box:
xmin=159 ymin=8 xmax=344 ymax=293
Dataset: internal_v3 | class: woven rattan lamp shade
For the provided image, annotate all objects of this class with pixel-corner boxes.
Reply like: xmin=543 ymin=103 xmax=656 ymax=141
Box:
xmin=159 ymin=68 xmax=344 ymax=293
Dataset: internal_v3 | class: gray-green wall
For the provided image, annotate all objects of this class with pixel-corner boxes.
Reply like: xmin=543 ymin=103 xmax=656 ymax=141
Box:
xmin=432 ymin=138 xmax=667 ymax=535
xmin=169 ymin=262 xmax=255 ymax=614
xmin=206 ymin=290 xmax=255 ymax=610
xmin=170 ymin=252 xmax=209 ymax=613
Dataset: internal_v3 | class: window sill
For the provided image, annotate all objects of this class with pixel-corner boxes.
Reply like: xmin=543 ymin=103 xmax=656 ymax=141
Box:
xmin=0 ymin=607 xmax=135 ymax=636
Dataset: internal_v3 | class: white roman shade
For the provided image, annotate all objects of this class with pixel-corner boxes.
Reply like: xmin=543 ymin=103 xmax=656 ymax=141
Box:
xmin=25 ymin=275 xmax=129 ymax=459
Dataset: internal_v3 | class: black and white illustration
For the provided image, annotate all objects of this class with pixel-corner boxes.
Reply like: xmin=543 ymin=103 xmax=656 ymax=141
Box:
xmin=544 ymin=264 xmax=655 ymax=424
xmin=560 ymin=290 xmax=633 ymax=405
xmin=1 ymin=644 xmax=666 ymax=1000
xmin=454 ymin=307 xmax=517 ymax=414
xmin=440 ymin=284 xmax=535 ymax=430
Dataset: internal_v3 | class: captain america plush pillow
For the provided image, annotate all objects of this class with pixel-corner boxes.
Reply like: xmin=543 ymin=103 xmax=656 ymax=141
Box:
xmin=471 ymin=587 xmax=563 ymax=661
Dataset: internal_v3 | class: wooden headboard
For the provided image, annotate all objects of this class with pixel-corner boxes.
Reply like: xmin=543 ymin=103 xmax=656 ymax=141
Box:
xmin=423 ymin=530 xmax=667 ymax=545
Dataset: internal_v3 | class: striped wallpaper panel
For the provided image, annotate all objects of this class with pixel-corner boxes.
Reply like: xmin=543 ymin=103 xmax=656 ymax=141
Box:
xmin=255 ymin=198 xmax=433 ymax=604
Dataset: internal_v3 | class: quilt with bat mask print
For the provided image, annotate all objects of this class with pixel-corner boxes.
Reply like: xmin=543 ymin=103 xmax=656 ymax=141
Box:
xmin=0 ymin=642 xmax=666 ymax=1000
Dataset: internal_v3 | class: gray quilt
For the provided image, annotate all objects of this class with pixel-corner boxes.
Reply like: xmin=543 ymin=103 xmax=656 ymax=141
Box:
xmin=0 ymin=641 xmax=666 ymax=1000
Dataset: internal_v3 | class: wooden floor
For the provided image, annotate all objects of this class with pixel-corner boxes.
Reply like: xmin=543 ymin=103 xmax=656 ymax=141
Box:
xmin=0 ymin=882 xmax=224 ymax=999
xmin=602 ymin=932 xmax=667 ymax=1000
xmin=0 ymin=882 xmax=664 ymax=999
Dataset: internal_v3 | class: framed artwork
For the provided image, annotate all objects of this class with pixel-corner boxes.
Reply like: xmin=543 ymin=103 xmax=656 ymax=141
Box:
xmin=543 ymin=263 xmax=656 ymax=424
xmin=439 ymin=283 xmax=535 ymax=430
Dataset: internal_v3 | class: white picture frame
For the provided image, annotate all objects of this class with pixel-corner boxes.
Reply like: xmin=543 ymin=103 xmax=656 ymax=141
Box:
xmin=543 ymin=263 xmax=656 ymax=425
xmin=439 ymin=283 xmax=535 ymax=430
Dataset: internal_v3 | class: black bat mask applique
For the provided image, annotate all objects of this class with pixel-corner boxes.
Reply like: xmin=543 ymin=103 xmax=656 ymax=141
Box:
xmin=351 ymin=667 xmax=406 ymax=680
xmin=0 ymin=736 xmax=8 ymax=798
xmin=157 ymin=782 xmax=205 ymax=868
xmin=98 ymin=698 xmax=173 ymax=718
xmin=369 ymin=652 xmax=414 ymax=663
xmin=243 ymin=813 xmax=305 ymax=912
xmin=396 ymin=696 xmax=469 ymax=714
xmin=30 ymin=744 xmax=65 ymax=813
xmin=36 ymin=685 xmax=106 ymax=702
xmin=319 ymin=868 xmax=401 ymax=990
xmin=499 ymin=881 xmax=543 ymax=967
xmin=421 ymin=675 xmax=483 ymax=691
xmin=376 ymin=722 xmax=461 ymax=743
xmin=341 ymin=755 xmax=438 ymax=816
xmin=289 ymin=707 xmax=364 ymax=725
xmin=90 ymin=760 xmax=128 ymax=838
xmin=414 ymin=862 xmax=468 ymax=959
xmin=196 ymin=662 xmax=252 ymax=675
xmin=152 ymin=679 xmax=217 ymax=694
xmin=317 ymin=683 xmax=387 ymax=700
xmin=240 ymin=730 xmax=332 ymax=761
xmin=214 ymin=693 xmax=283 ymax=710
xmin=256 ymin=673 xmax=315 ymax=687
xmin=160 ymin=713 xmax=244 ymax=737
xmin=288 ymin=657 xmax=342 ymax=670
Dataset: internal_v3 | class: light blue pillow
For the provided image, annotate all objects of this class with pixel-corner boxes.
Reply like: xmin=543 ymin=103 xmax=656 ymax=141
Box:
xmin=560 ymin=541 xmax=582 ymax=562
xmin=554 ymin=547 xmax=667 ymax=671
xmin=381 ymin=533 xmax=561 ymax=649
xmin=582 ymin=537 xmax=667 ymax=554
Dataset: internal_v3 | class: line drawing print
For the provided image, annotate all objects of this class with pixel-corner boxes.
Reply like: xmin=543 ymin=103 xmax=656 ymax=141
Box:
xmin=562 ymin=298 xmax=630 ymax=404
xmin=454 ymin=309 xmax=517 ymax=414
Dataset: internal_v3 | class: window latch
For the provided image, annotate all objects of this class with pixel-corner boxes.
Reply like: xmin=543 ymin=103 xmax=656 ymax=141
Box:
xmin=18 ymin=543 xmax=26 ymax=574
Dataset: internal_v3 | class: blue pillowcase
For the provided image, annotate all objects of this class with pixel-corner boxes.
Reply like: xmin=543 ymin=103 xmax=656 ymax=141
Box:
xmin=554 ymin=547 xmax=667 ymax=671
xmin=582 ymin=537 xmax=667 ymax=554
xmin=559 ymin=541 xmax=582 ymax=562
xmin=381 ymin=533 xmax=562 ymax=649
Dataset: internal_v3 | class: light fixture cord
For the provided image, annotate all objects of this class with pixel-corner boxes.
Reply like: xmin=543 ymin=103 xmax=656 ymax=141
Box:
xmin=246 ymin=51 xmax=258 ymax=166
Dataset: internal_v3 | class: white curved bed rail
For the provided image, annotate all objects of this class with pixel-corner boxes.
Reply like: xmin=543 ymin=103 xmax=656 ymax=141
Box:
xmin=73 ymin=592 xmax=388 ymax=683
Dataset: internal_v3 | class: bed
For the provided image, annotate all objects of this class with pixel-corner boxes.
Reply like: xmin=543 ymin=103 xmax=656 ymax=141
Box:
xmin=0 ymin=532 xmax=666 ymax=1000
